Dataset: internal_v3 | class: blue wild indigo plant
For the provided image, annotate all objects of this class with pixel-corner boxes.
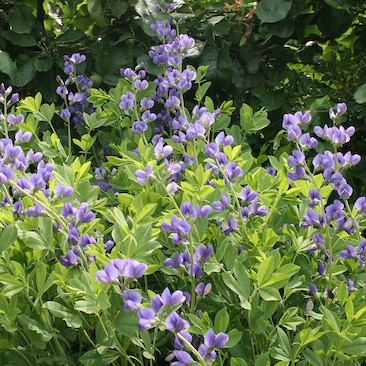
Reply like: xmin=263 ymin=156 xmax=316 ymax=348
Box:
xmin=1 ymin=3 xmax=366 ymax=366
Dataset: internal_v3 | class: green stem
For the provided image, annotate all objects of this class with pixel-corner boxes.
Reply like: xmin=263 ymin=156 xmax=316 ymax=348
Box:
xmin=176 ymin=332 xmax=207 ymax=366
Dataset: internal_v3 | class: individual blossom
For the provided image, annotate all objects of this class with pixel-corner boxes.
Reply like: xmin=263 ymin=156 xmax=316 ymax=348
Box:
xmin=151 ymin=288 xmax=186 ymax=313
xmin=212 ymin=194 xmax=230 ymax=212
xmin=75 ymin=202 xmax=95 ymax=223
xmin=166 ymin=311 xmax=190 ymax=332
xmin=60 ymin=246 xmax=79 ymax=266
xmin=195 ymin=282 xmax=212 ymax=297
xmin=123 ymin=290 xmax=142 ymax=312
xmin=168 ymin=350 xmax=193 ymax=366
xmin=347 ymin=278 xmax=356 ymax=292
xmin=137 ymin=308 xmax=156 ymax=330
xmin=135 ymin=164 xmax=155 ymax=184
xmin=162 ymin=215 xmax=191 ymax=244
xmin=354 ymin=197 xmax=366 ymax=215
xmin=339 ymin=245 xmax=358 ymax=260
xmin=7 ymin=114 xmax=24 ymax=125
xmin=220 ymin=217 xmax=238 ymax=235
xmin=95 ymin=263 xmax=120 ymax=283
xmin=225 ymin=162 xmax=243 ymax=183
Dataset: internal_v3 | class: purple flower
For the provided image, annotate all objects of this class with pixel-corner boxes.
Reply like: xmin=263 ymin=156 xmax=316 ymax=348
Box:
xmin=79 ymin=234 xmax=96 ymax=248
xmin=288 ymin=150 xmax=305 ymax=167
xmin=240 ymin=186 xmax=258 ymax=203
xmin=75 ymin=202 xmax=95 ymax=223
xmin=135 ymin=164 xmax=154 ymax=184
xmin=355 ymin=197 xmax=366 ymax=214
xmin=225 ymin=162 xmax=243 ymax=183
xmin=0 ymin=164 xmax=14 ymax=184
xmin=27 ymin=203 xmax=45 ymax=217
xmin=347 ymin=278 xmax=355 ymax=292
xmin=339 ymin=245 xmax=358 ymax=260
xmin=337 ymin=183 xmax=353 ymax=199
xmin=95 ymin=263 xmax=120 ymax=283
xmin=137 ymin=308 xmax=155 ymax=330
xmin=121 ymin=259 xmax=147 ymax=280
xmin=318 ymin=262 xmax=326 ymax=276
xmin=174 ymin=330 xmax=192 ymax=349
xmin=54 ymin=182 xmax=74 ymax=198
xmin=221 ymin=217 xmax=238 ymax=235
xmin=166 ymin=311 xmax=190 ymax=332
xmin=215 ymin=131 xmax=234 ymax=146
xmin=171 ymin=350 xmax=193 ymax=366
xmin=309 ymin=282 xmax=317 ymax=295
xmin=15 ymin=129 xmax=32 ymax=143
xmin=119 ymin=92 xmax=135 ymax=110
xmin=287 ymin=165 xmax=305 ymax=182
xmin=60 ymin=246 xmax=79 ymax=266
xmin=134 ymin=79 xmax=148 ymax=90
xmin=325 ymin=200 xmax=344 ymax=220
xmin=162 ymin=215 xmax=191 ymax=237
xmin=164 ymin=252 xmax=190 ymax=268
xmin=154 ymin=140 xmax=173 ymax=159
xmin=204 ymin=328 xmax=229 ymax=349
xmin=7 ymin=114 xmax=24 ymax=125
xmin=299 ymin=133 xmax=318 ymax=150
xmin=212 ymin=194 xmax=230 ymax=212
xmin=152 ymin=288 xmax=186 ymax=312
xmin=132 ymin=121 xmax=148 ymax=133
xmin=195 ymin=282 xmax=212 ymax=296
xmin=123 ymin=290 xmax=142 ymax=312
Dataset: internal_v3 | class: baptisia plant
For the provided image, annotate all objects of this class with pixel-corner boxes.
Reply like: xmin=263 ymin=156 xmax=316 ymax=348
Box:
xmin=2 ymin=2 xmax=366 ymax=366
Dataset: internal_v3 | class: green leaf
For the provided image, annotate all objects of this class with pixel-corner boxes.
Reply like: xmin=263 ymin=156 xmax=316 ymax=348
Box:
xmin=17 ymin=314 xmax=53 ymax=341
xmin=214 ymin=307 xmax=229 ymax=333
xmin=0 ymin=50 xmax=17 ymax=79
xmin=257 ymin=256 xmax=275 ymax=288
xmin=256 ymin=0 xmax=292 ymax=23
xmin=225 ymin=329 xmax=243 ymax=348
xmin=259 ymin=287 xmax=281 ymax=301
xmin=114 ymin=311 xmax=138 ymax=337
xmin=35 ymin=56 xmax=54 ymax=72
xmin=2 ymin=31 xmax=37 ymax=47
xmin=79 ymin=349 xmax=120 ymax=366
xmin=231 ymin=358 xmax=248 ymax=366
xmin=8 ymin=5 xmax=35 ymax=34
xmin=87 ymin=0 xmax=107 ymax=27
xmin=74 ymin=299 xmax=98 ymax=314
xmin=354 ymin=84 xmax=366 ymax=104
xmin=12 ymin=58 xmax=36 ymax=87
xmin=340 ymin=337 xmax=366 ymax=355
xmin=43 ymin=301 xmax=83 ymax=328
xmin=200 ymin=48 xmax=233 ymax=91
xmin=0 ymin=224 xmax=17 ymax=252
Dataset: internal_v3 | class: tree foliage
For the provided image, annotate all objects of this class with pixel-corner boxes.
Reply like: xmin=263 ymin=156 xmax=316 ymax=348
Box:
xmin=1 ymin=0 xmax=366 ymax=181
